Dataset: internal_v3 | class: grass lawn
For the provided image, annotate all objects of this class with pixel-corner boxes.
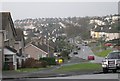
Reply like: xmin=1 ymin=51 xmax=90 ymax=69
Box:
xmin=16 ymin=67 xmax=47 ymax=72
xmin=95 ymin=49 xmax=112 ymax=57
xmin=54 ymin=63 xmax=102 ymax=72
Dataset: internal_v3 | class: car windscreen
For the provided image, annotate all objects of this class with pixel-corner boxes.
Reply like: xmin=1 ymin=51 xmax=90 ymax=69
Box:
xmin=107 ymin=52 xmax=120 ymax=59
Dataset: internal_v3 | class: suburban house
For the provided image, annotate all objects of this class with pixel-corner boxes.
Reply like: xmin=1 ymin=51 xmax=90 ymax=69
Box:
xmin=1 ymin=12 xmax=17 ymax=70
xmin=0 ymin=12 xmax=25 ymax=70
xmin=14 ymin=28 xmax=26 ymax=68
xmin=90 ymin=25 xmax=120 ymax=41
xmin=24 ymin=36 xmax=54 ymax=60
xmin=105 ymin=33 xmax=119 ymax=41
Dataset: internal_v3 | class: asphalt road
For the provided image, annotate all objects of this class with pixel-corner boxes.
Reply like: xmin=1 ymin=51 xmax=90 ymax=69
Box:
xmin=43 ymin=73 xmax=119 ymax=79
xmin=3 ymin=73 xmax=119 ymax=81
xmin=70 ymin=44 xmax=104 ymax=63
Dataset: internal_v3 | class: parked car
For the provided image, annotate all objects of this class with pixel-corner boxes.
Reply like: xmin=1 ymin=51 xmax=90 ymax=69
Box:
xmin=102 ymin=50 xmax=120 ymax=73
xmin=73 ymin=51 xmax=78 ymax=55
xmin=88 ymin=55 xmax=95 ymax=60
xmin=104 ymin=43 xmax=112 ymax=47
xmin=78 ymin=47 xmax=81 ymax=50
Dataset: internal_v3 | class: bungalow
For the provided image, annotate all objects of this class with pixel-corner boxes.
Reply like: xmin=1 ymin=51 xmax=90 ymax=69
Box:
xmin=24 ymin=37 xmax=54 ymax=60
xmin=24 ymin=43 xmax=47 ymax=60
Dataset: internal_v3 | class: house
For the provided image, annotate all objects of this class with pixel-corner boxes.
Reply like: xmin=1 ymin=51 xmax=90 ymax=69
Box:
xmin=24 ymin=37 xmax=55 ymax=60
xmin=14 ymin=29 xmax=25 ymax=56
xmin=1 ymin=12 xmax=18 ymax=70
xmin=106 ymin=33 xmax=119 ymax=41
xmin=24 ymin=43 xmax=47 ymax=60
xmin=90 ymin=25 xmax=108 ymax=39
xmin=14 ymin=28 xmax=26 ymax=68
xmin=90 ymin=25 xmax=120 ymax=41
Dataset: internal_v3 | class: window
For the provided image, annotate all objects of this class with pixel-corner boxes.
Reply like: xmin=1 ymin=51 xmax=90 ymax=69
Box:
xmin=107 ymin=52 xmax=120 ymax=59
xmin=5 ymin=55 xmax=13 ymax=62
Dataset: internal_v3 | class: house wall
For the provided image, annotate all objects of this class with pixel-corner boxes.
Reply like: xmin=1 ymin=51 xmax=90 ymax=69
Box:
xmin=106 ymin=33 xmax=119 ymax=41
xmin=2 ymin=12 xmax=17 ymax=70
xmin=14 ymin=40 xmax=25 ymax=56
xmin=91 ymin=30 xmax=100 ymax=39
xmin=25 ymin=44 xmax=47 ymax=60
xmin=4 ymin=20 xmax=15 ymax=48
xmin=90 ymin=30 xmax=119 ymax=41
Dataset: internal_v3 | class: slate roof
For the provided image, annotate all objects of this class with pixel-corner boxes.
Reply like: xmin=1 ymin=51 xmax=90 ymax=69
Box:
xmin=31 ymin=42 xmax=54 ymax=53
xmin=92 ymin=24 xmax=119 ymax=33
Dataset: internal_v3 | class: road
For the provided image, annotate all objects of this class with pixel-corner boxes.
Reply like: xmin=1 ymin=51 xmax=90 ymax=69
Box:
xmin=69 ymin=44 xmax=104 ymax=63
xmin=43 ymin=73 xmax=118 ymax=79
xmin=3 ymin=73 xmax=119 ymax=81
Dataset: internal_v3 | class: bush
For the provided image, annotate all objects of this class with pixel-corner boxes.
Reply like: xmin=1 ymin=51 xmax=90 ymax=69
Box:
xmin=39 ymin=57 xmax=57 ymax=65
xmin=23 ymin=58 xmax=47 ymax=68
xmin=40 ymin=61 xmax=48 ymax=68
xmin=3 ymin=63 xmax=9 ymax=70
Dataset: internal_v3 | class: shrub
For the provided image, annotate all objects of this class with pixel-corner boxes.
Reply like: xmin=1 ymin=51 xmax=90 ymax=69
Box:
xmin=39 ymin=57 xmax=57 ymax=65
xmin=23 ymin=58 xmax=47 ymax=68
xmin=40 ymin=61 xmax=48 ymax=68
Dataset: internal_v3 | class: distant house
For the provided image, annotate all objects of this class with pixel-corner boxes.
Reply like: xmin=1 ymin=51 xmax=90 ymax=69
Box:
xmin=90 ymin=25 xmax=108 ymax=39
xmin=106 ymin=33 xmax=119 ymax=41
xmin=90 ymin=25 xmax=120 ymax=41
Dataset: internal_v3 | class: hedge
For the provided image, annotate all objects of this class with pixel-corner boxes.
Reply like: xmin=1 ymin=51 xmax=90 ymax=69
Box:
xmin=39 ymin=57 xmax=57 ymax=65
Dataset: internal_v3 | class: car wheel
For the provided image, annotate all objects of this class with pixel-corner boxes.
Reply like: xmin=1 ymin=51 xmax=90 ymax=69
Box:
xmin=113 ymin=69 xmax=117 ymax=73
xmin=103 ymin=68 xmax=108 ymax=73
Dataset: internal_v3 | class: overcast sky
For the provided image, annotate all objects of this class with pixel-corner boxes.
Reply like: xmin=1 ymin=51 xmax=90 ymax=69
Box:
xmin=1 ymin=2 xmax=118 ymax=21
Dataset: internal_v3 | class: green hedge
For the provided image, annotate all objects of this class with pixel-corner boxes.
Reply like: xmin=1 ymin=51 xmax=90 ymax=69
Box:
xmin=3 ymin=63 xmax=9 ymax=70
xmin=39 ymin=57 xmax=57 ymax=65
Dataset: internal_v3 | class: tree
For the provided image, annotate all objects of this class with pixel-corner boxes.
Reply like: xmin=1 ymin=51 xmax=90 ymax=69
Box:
xmin=65 ymin=23 xmax=81 ymax=38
